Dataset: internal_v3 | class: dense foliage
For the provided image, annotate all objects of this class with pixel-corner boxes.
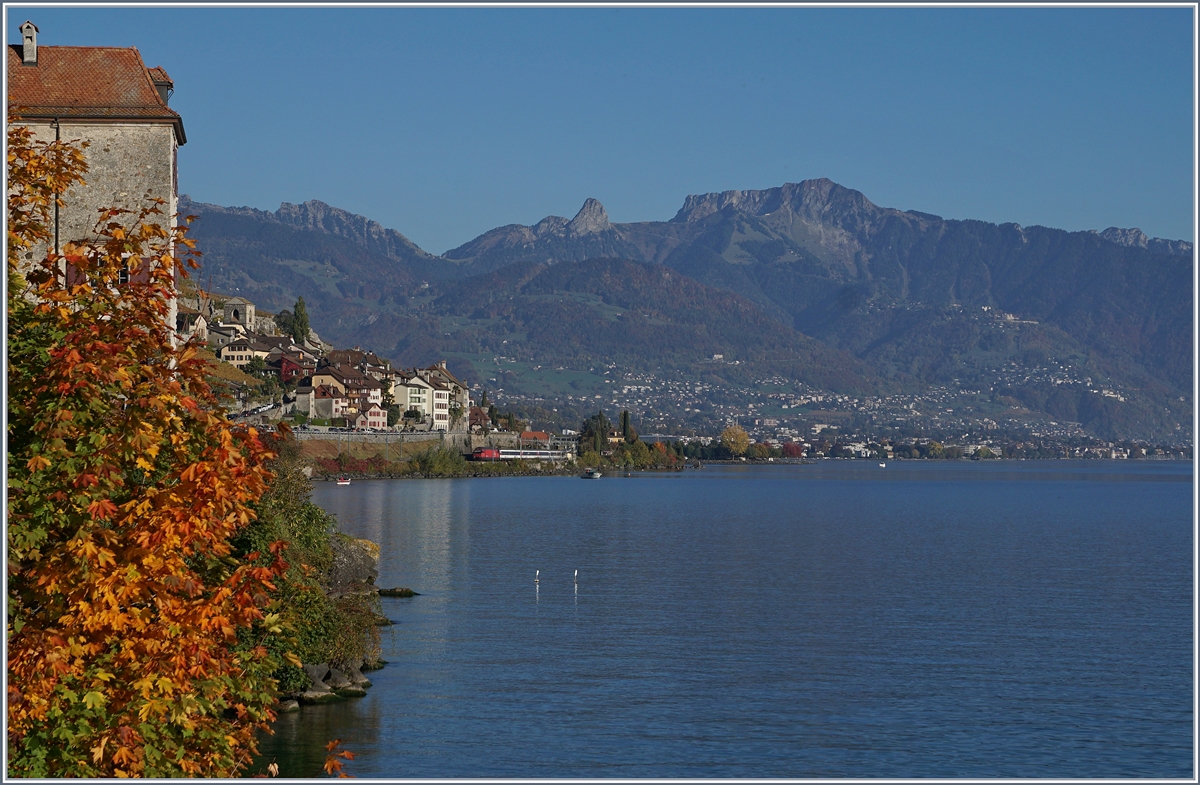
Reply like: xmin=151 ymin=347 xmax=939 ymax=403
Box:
xmin=7 ymin=123 xmax=285 ymax=776
xmin=720 ymin=425 xmax=749 ymax=456
xmin=236 ymin=434 xmax=382 ymax=691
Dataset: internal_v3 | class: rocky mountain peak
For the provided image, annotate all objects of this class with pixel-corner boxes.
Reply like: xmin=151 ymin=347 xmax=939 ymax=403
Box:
xmin=1099 ymin=226 xmax=1151 ymax=248
xmin=532 ymin=214 xmax=570 ymax=238
xmin=274 ymin=200 xmax=433 ymax=261
xmin=568 ymin=198 xmax=611 ymax=237
xmin=1098 ymin=226 xmax=1193 ymax=256
xmin=671 ymin=178 xmax=881 ymax=226
xmin=277 ymin=200 xmax=360 ymax=235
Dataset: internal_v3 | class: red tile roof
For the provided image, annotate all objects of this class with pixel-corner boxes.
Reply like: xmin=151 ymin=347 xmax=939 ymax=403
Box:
xmin=146 ymin=66 xmax=172 ymax=86
xmin=8 ymin=44 xmax=185 ymax=144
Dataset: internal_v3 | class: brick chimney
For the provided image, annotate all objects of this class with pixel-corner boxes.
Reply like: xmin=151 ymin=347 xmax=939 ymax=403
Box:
xmin=20 ymin=20 xmax=37 ymax=65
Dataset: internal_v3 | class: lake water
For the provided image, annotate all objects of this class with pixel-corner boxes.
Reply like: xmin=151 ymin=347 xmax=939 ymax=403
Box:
xmin=259 ymin=461 xmax=1193 ymax=778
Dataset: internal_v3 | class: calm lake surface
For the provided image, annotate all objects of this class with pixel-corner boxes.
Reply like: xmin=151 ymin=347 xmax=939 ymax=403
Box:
xmin=260 ymin=461 xmax=1193 ymax=778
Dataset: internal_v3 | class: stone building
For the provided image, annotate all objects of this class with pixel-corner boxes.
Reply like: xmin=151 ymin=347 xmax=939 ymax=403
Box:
xmin=221 ymin=296 xmax=256 ymax=332
xmin=8 ymin=21 xmax=186 ymax=331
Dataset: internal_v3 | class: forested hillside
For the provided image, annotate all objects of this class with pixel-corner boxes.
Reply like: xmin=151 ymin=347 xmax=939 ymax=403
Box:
xmin=178 ymin=180 xmax=1192 ymax=441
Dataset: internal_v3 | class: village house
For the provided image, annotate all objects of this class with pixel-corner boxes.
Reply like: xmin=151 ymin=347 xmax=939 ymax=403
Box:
xmin=469 ymin=406 xmax=490 ymax=432
xmin=326 ymin=348 xmax=399 ymax=398
xmin=266 ymin=347 xmax=316 ymax=383
xmin=175 ymin=305 xmax=207 ymax=343
xmin=414 ymin=361 xmax=471 ymax=429
xmin=256 ymin=334 xmax=308 ymax=355
xmin=309 ymin=363 xmax=384 ymax=416
xmin=430 ymin=381 xmax=451 ymax=430
xmin=355 ymin=403 xmax=388 ymax=431
xmin=217 ymin=335 xmax=272 ymax=370
xmin=290 ymin=382 xmax=349 ymax=422
xmin=206 ymin=323 xmax=241 ymax=351
xmin=8 ymin=21 xmax=186 ymax=337
xmin=290 ymin=379 xmax=315 ymax=416
xmin=312 ymin=385 xmax=350 ymax=421
xmin=394 ymin=372 xmax=435 ymax=426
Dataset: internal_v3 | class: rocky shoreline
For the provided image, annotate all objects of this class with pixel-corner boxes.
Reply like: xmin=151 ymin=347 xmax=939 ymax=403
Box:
xmin=277 ymin=533 xmax=417 ymax=711
xmin=277 ymin=659 xmax=383 ymax=712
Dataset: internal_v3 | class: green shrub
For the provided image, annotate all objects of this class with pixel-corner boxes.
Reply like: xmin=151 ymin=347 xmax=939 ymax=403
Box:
xmin=234 ymin=435 xmax=382 ymax=687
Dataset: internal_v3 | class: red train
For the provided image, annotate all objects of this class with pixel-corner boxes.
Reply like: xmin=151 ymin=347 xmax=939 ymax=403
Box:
xmin=470 ymin=447 xmax=570 ymax=461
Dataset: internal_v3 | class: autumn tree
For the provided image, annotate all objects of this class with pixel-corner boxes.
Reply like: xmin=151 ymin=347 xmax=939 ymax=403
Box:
xmin=7 ymin=121 xmax=287 ymax=776
xmin=720 ymin=425 xmax=750 ymax=456
xmin=781 ymin=442 xmax=804 ymax=458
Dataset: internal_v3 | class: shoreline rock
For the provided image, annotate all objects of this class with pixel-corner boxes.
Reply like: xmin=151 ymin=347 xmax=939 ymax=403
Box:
xmin=291 ymin=658 xmax=384 ymax=706
xmin=280 ymin=538 xmax=410 ymax=713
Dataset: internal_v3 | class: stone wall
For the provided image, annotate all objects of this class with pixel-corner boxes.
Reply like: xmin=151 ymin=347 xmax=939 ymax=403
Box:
xmin=17 ymin=120 xmax=178 ymax=334
xmin=22 ymin=121 xmax=177 ymax=252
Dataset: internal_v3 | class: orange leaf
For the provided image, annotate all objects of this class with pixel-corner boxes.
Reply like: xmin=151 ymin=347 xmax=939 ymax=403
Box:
xmin=86 ymin=498 xmax=119 ymax=520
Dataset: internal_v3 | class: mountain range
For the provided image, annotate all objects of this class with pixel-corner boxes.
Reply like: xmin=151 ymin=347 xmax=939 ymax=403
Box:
xmin=178 ymin=179 xmax=1193 ymax=441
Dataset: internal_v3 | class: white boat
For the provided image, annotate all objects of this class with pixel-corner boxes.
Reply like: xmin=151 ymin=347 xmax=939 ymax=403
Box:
xmin=580 ymin=468 xmax=603 ymax=479
xmin=336 ymin=475 xmax=351 ymax=485
xmin=879 ymin=462 xmax=886 ymax=468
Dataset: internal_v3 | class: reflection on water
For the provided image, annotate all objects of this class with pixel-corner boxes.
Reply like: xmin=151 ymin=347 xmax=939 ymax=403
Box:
xmin=256 ymin=462 xmax=1192 ymax=778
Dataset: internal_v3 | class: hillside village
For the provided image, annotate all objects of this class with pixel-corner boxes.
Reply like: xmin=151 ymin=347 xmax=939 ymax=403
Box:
xmin=178 ymin=291 xmax=474 ymax=434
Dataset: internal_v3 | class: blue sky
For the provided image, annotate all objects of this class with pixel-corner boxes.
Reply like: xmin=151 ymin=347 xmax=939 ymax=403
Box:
xmin=8 ymin=6 xmax=1194 ymax=253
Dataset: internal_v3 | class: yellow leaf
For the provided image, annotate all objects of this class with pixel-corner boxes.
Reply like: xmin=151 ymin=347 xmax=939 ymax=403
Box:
xmin=283 ymin=652 xmax=303 ymax=668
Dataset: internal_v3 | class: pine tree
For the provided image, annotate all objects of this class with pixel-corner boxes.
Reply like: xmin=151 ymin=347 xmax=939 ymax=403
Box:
xmin=620 ymin=410 xmax=638 ymax=443
xmin=291 ymin=297 xmax=310 ymax=345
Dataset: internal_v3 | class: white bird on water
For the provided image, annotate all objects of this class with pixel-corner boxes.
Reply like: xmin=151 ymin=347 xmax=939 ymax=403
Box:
xmin=535 ymin=569 xmax=540 ymax=584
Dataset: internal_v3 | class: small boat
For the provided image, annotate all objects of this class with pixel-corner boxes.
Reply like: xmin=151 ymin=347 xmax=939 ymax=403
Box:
xmin=879 ymin=462 xmax=886 ymax=468
xmin=580 ymin=468 xmax=603 ymax=479
xmin=336 ymin=475 xmax=351 ymax=485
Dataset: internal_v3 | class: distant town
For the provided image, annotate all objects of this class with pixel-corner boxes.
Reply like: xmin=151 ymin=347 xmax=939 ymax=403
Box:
xmin=185 ymin=290 xmax=1190 ymax=463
